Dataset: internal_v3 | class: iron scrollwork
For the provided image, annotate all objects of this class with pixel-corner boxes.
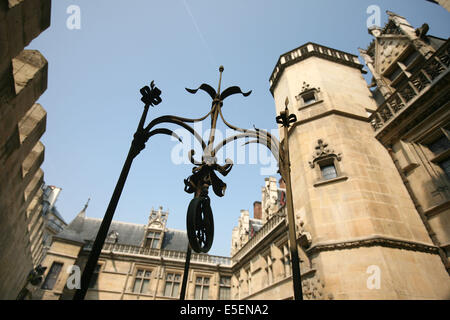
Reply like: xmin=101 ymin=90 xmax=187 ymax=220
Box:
xmin=74 ymin=68 xmax=291 ymax=300
xmin=142 ymin=66 xmax=283 ymax=254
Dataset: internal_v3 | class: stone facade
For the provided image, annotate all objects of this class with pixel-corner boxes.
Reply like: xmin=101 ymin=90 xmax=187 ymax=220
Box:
xmin=31 ymin=10 xmax=450 ymax=300
xmin=229 ymin=12 xmax=449 ymax=300
xmin=36 ymin=206 xmax=232 ymax=300
xmin=361 ymin=11 xmax=450 ymax=264
xmin=0 ymin=0 xmax=50 ymax=299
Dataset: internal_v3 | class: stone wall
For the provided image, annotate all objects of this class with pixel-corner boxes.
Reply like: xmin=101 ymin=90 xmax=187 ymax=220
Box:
xmin=37 ymin=239 xmax=232 ymax=300
xmin=272 ymin=43 xmax=450 ymax=299
xmin=0 ymin=0 xmax=50 ymax=299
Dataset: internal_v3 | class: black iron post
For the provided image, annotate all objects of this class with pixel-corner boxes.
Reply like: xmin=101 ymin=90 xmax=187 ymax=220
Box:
xmin=179 ymin=245 xmax=192 ymax=300
xmin=276 ymin=101 xmax=304 ymax=300
xmin=73 ymin=141 xmax=138 ymax=300
xmin=73 ymin=83 xmax=162 ymax=300
xmin=71 ymin=67 xmax=303 ymax=301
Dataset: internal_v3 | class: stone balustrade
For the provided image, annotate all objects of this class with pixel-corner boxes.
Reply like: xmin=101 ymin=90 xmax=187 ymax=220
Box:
xmin=269 ymin=42 xmax=363 ymax=94
xmin=84 ymin=241 xmax=232 ymax=266
xmin=232 ymin=213 xmax=286 ymax=263
xmin=369 ymin=39 xmax=450 ymax=132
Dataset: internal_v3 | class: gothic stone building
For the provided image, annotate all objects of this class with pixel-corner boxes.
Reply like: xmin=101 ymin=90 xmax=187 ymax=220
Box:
xmin=37 ymin=11 xmax=449 ymax=300
xmin=229 ymin=11 xmax=449 ymax=300
xmin=0 ymin=0 xmax=50 ymax=299
xmin=36 ymin=206 xmax=232 ymax=300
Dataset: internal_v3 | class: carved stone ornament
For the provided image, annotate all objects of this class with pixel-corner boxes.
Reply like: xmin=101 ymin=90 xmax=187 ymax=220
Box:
xmin=309 ymin=139 xmax=342 ymax=168
xmin=295 ymin=81 xmax=320 ymax=101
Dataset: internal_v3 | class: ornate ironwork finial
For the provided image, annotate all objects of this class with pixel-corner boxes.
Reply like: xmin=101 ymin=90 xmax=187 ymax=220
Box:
xmin=140 ymin=80 xmax=162 ymax=106
xmin=185 ymin=66 xmax=251 ymax=106
xmin=218 ymin=66 xmax=224 ymax=95
xmin=276 ymin=98 xmax=297 ymax=128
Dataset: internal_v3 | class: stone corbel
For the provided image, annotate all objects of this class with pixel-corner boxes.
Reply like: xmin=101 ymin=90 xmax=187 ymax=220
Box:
xmin=295 ymin=217 xmax=312 ymax=248
xmin=299 ymin=232 xmax=312 ymax=248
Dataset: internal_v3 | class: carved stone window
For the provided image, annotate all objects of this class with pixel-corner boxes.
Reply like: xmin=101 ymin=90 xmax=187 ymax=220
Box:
xmin=145 ymin=230 xmax=162 ymax=249
xmin=309 ymin=139 xmax=347 ymax=187
xmin=163 ymin=272 xmax=181 ymax=297
xmin=219 ymin=276 xmax=231 ymax=300
xmin=302 ymin=91 xmax=317 ymax=105
xmin=280 ymin=244 xmax=291 ymax=277
xmin=106 ymin=230 xmax=119 ymax=244
xmin=194 ymin=276 xmax=210 ymax=300
xmin=41 ymin=261 xmax=63 ymax=290
xmin=424 ymin=128 xmax=450 ymax=181
xmin=88 ymin=263 xmax=103 ymax=289
xmin=439 ymin=158 xmax=450 ymax=180
xmin=382 ymin=46 xmax=424 ymax=91
xmin=264 ymin=253 xmax=274 ymax=286
xmin=245 ymin=266 xmax=251 ymax=295
xmin=320 ymin=160 xmax=338 ymax=180
xmin=133 ymin=268 xmax=152 ymax=294
xmin=296 ymin=82 xmax=322 ymax=110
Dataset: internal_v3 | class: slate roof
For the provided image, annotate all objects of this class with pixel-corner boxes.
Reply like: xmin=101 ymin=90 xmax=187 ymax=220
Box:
xmin=50 ymin=207 xmax=67 ymax=225
xmin=55 ymin=209 xmax=188 ymax=251
xmin=249 ymin=219 xmax=263 ymax=237
xmin=161 ymin=229 xmax=189 ymax=251
xmin=428 ymin=35 xmax=447 ymax=50
xmin=250 ymin=218 xmax=263 ymax=228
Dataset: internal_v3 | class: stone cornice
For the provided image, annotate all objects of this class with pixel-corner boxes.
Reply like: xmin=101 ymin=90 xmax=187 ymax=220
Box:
xmin=286 ymin=109 xmax=370 ymax=139
xmin=424 ymin=199 xmax=450 ymax=218
xmin=46 ymin=250 xmax=80 ymax=260
xmin=51 ymin=236 xmax=84 ymax=247
xmin=241 ymin=269 xmax=317 ymax=300
xmin=306 ymin=235 xmax=438 ymax=255
xmin=82 ymin=242 xmax=232 ymax=268
xmin=269 ymin=42 xmax=364 ymax=95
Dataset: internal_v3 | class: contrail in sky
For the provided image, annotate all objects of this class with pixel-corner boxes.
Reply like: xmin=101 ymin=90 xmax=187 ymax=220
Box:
xmin=181 ymin=0 xmax=217 ymax=67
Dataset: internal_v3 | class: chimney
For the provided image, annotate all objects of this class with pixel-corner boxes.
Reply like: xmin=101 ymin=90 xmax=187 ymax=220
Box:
xmin=253 ymin=201 xmax=262 ymax=220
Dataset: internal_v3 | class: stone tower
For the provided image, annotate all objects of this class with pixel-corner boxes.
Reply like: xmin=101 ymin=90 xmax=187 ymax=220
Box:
xmin=269 ymin=42 xmax=449 ymax=299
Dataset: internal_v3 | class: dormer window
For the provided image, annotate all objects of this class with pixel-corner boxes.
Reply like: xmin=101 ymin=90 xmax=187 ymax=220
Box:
xmin=148 ymin=206 xmax=169 ymax=227
xmin=106 ymin=230 xmax=119 ymax=244
xmin=146 ymin=231 xmax=161 ymax=249
xmin=383 ymin=46 xmax=425 ymax=90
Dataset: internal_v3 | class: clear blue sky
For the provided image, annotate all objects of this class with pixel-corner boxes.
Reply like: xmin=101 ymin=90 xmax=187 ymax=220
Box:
xmin=29 ymin=0 xmax=449 ymax=257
